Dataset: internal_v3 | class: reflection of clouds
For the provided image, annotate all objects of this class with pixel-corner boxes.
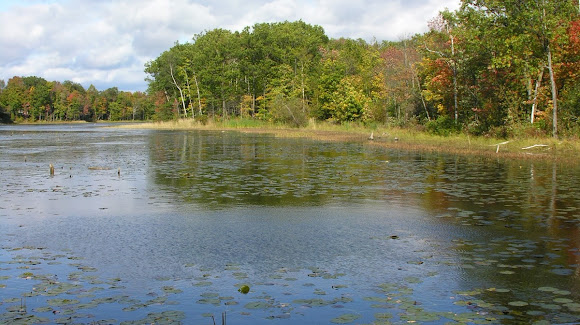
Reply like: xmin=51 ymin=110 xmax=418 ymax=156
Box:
xmin=0 ymin=125 xmax=153 ymax=220
xmin=2 ymin=126 xmax=580 ymax=323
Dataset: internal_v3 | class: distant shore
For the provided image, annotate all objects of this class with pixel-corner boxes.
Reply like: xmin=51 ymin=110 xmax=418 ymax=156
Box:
xmin=115 ymin=119 xmax=580 ymax=162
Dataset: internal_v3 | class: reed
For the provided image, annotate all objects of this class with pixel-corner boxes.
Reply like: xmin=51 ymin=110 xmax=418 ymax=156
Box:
xmin=116 ymin=119 xmax=580 ymax=161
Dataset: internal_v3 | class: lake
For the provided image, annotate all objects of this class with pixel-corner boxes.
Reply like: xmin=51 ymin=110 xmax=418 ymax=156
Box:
xmin=0 ymin=124 xmax=579 ymax=324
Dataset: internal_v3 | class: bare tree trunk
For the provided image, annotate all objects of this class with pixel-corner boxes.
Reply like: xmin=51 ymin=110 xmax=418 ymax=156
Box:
xmin=531 ymin=68 xmax=544 ymax=124
xmin=547 ymin=45 xmax=558 ymax=138
xmin=301 ymin=63 xmax=306 ymax=112
xmin=169 ymin=63 xmax=187 ymax=118
xmin=222 ymin=99 xmax=227 ymax=118
xmin=164 ymin=90 xmax=170 ymax=103
xmin=193 ymin=72 xmax=202 ymax=116
xmin=182 ymin=67 xmax=194 ymax=118
xmin=541 ymin=0 xmax=558 ymax=138
xmin=415 ymin=74 xmax=431 ymax=121
xmin=449 ymin=32 xmax=458 ymax=123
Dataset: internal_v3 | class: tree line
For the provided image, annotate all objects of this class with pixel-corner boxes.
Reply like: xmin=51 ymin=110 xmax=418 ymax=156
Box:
xmin=2 ymin=0 xmax=579 ymax=137
xmin=0 ymin=77 xmax=153 ymax=123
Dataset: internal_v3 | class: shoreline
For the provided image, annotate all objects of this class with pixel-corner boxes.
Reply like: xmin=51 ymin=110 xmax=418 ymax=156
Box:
xmin=115 ymin=119 xmax=579 ymax=162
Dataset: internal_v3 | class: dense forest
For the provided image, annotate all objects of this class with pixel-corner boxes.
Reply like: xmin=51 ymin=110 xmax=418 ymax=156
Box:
xmin=1 ymin=0 xmax=579 ymax=138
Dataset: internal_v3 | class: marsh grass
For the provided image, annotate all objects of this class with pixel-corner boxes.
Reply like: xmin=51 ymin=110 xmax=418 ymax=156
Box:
xmin=117 ymin=118 xmax=580 ymax=161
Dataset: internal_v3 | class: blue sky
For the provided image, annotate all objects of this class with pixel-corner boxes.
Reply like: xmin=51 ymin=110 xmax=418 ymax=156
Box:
xmin=0 ymin=0 xmax=460 ymax=92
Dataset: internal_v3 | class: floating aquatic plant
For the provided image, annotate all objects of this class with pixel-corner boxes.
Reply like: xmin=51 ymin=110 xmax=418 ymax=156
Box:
xmin=330 ymin=313 xmax=361 ymax=324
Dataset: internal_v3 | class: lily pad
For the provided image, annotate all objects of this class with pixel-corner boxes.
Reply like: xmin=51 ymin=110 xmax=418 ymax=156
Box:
xmin=33 ymin=306 xmax=54 ymax=313
xmin=375 ymin=312 xmax=393 ymax=320
xmin=330 ymin=313 xmax=361 ymax=324
xmin=244 ymin=301 xmax=271 ymax=309
xmin=538 ymin=287 xmax=558 ymax=292
xmin=554 ymin=298 xmax=574 ymax=304
xmin=162 ymin=286 xmax=183 ymax=294
xmin=539 ymin=303 xmax=561 ymax=310
xmin=47 ymin=298 xmax=80 ymax=306
xmin=499 ymin=270 xmax=515 ymax=275
xmin=404 ymin=276 xmax=422 ymax=284
xmin=293 ymin=298 xmax=330 ymax=307
xmin=508 ymin=301 xmax=529 ymax=307
xmin=551 ymin=268 xmax=573 ymax=275
xmin=565 ymin=303 xmax=580 ymax=312
xmin=526 ymin=310 xmax=545 ymax=316
xmin=197 ymin=298 xmax=220 ymax=305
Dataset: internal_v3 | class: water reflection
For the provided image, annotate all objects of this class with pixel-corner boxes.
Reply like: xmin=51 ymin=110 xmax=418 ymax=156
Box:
xmin=1 ymin=125 xmax=579 ymax=324
xmin=148 ymin=130 xmax=402 ymax=208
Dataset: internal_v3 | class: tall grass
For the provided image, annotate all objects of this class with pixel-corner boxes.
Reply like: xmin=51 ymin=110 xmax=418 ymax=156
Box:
xmin=116 ymin=118 xmax=579 ymax=160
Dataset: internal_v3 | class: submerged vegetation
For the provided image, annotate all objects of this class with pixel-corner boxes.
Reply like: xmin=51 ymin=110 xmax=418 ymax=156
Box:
xmin=1 ymin=0 xmax=579 ymax=141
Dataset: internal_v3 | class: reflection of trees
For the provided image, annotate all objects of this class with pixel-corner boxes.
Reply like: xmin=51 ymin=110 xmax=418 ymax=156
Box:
xmin=423 ymin=158 xmax=580 ymax=322
xmin=416 ymin=153 xmax=580 ymax=236
xmin=148 ymin=130 xmax=580 ymax=249
xmin=148 ymin=131 xmax=401 ymax=208
xmin=146 ymin=130 xmax=580 ymax=309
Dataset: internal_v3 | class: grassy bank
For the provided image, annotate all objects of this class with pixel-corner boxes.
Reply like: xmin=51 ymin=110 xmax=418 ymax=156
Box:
xmin=117 ymin=118 xmax=580 ymax=161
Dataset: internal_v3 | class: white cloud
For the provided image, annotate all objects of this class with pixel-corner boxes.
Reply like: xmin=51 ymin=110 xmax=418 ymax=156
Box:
xmin=0 ymin=0 xmax=460 ymax=92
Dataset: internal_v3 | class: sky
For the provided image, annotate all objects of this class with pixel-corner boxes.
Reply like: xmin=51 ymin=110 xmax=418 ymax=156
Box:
xmin=0 ymin=0 xmax=460 ymax=92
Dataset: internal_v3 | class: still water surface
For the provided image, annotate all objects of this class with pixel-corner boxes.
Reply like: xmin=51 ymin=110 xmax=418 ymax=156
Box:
xmin=0 ymin=124 xmax=579 ymax=324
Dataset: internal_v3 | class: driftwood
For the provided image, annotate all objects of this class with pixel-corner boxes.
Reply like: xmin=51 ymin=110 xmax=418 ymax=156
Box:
xmin=490 ymin=141 xmax=510 ymax=153
xmin=521 ymin=144 xmax=549 ymax=150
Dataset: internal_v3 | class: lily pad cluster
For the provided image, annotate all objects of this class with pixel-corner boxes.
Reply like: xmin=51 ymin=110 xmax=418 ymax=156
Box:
xmin=0 ymin=247 xmax=186 ymax=324
xmin=441 ymin=235 xmax=580 ymax=323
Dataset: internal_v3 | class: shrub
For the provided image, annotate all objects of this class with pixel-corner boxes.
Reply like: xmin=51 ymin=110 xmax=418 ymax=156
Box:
xmin=270 ymin=95 xmax=308 ymax=127
xmin=425 ymin=116 xmax=460 ymax=136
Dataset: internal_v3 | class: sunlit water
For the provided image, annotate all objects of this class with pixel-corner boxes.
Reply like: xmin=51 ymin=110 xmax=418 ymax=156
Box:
xmin=0 ymin=124 xmax=579 ymax=324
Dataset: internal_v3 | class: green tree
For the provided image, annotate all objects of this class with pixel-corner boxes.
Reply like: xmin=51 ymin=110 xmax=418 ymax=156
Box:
xmin=0 ymin=79 xmax=11 ymax=122
xmin=458 ymin=0 xmax=578 ymax=137
xmin=21 ymin=76 xmax=51 ymax=121
xmin=144 ymin=21 xmax=328 ymax=121
xmin=85 ymin=84 xmax=99 ymax=121
xmin=330 ymin=75 xmax=370 ymax=122
xmin=2 ymin=77 xmax=26 ymax=120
